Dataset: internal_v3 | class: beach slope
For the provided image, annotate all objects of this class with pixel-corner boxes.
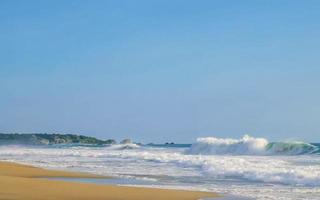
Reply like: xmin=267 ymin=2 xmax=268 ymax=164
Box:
xmin=0 ymin=161 xmax=218 ymax=200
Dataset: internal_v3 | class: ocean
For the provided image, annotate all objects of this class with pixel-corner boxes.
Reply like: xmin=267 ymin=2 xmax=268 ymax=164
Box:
xmin=0 ymin=135 xmax=319 ymax=200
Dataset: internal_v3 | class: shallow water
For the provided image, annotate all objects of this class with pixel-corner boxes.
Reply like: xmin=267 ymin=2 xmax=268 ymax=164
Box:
xmin=48 ymin=177 xmax=157 ymax=186
xmin=48 ymin=177 xmax=253 ymax=200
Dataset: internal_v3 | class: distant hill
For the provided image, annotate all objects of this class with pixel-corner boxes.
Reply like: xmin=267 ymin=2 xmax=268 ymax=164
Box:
xmin=0 ymin=133 xmax=116 ymax=145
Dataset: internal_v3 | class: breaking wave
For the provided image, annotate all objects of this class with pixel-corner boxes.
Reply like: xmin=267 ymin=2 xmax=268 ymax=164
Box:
xmin=106 ymin=143 xmax=140 ymax=150
xmin=187 ymin=135 xmax=319 ymax=155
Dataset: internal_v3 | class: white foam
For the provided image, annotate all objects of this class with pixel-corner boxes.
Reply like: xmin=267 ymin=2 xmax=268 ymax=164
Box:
xmin=187 ymin=135 xmax=268 ymax=155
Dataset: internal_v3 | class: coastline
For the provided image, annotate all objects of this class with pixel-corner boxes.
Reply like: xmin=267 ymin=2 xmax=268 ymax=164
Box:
xmin=0 ymin=161 xmax=219 ymax=200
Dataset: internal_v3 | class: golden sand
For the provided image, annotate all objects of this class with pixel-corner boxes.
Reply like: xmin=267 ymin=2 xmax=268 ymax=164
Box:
xmin=0 ymin=161 xmax=218 ymax=200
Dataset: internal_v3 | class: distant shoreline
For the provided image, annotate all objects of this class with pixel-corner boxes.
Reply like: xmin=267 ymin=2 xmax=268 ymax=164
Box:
xmin=0 ymin=133 xmax=116 ymax=145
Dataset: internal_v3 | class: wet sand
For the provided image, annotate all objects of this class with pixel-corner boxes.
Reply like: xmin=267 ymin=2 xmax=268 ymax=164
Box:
xmin=0 ymin=161 xmax=218 ymax=200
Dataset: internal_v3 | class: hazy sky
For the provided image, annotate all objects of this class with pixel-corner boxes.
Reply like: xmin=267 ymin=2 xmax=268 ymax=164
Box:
xmin=1 ymin=0 xmax=320 ymax=143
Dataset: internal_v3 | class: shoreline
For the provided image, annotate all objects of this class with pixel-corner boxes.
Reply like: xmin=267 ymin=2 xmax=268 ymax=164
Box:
xmin=0 ymin=161 xmax=219 ymax=200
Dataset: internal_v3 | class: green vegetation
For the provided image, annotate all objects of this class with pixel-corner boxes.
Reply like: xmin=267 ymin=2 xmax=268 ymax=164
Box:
xmin=0 ymin=133 xmax=116 ymax=145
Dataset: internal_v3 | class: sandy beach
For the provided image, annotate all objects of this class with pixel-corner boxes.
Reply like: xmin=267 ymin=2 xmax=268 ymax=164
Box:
xmin=0 ymin=161 xmax=218 ymax=200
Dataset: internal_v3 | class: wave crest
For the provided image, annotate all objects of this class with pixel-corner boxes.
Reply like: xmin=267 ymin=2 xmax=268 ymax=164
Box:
xmin=187 ymin=135 xmax=318 ymax=155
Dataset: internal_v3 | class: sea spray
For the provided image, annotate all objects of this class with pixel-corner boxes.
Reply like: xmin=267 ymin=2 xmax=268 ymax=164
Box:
xmin=187 ymin=135 xmax=268 ymax=155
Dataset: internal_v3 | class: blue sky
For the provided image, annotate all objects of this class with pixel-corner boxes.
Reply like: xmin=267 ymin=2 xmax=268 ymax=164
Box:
xmin=1 ymin=0 xmax=320 ymax=143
